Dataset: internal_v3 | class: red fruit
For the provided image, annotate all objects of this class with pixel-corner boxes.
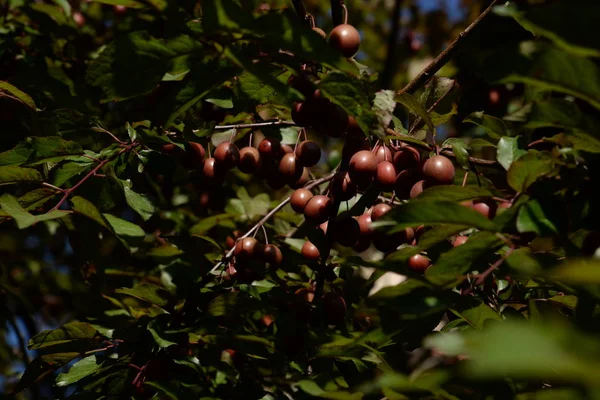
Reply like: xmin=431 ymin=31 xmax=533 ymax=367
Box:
xmin=295 ymin=287 xmax=315 ymax=303
xmin=280 ymin=144 xmax=294 ymax=157
xmin=454 ymin=236 xmax=468 ymax=247
xmin=160 ymin=143 xmax=180 ymax=155
xmin=322 ymin=292 xmax=347 ymax=325
xmin=301 ymin=241 xmax=321 ymax=261
xmin=226 ymin=230 xmax=243 ymax=249
xmin=472 ymin=199 xmax=498 ymax=219
xmin=374 ymin=145 xmax=393 ymax=163
xmin=393 ymin=146 xmax=420 ymax=170
xmin=395 ymin=168 xmax=422 ymax=199
xmin=202 ymin=158 xmax=226 ymax=183
xmin=214 ymin=141 xmax=240 ymax=169
xmin=296 ymin=140 xmax=321 ymax=167
xmin=330 ymin=217 xmax=360 ymax=247
xmin=258 ymin=138 xmax=281 ymax=159
xmin=263 ymin=244 xmax=283 ymax=265
xmin=409 ymin=180 xmax=428 ymax=199
xmin=287 ymin=74 xmax=315 ymax=98
xmin=352 ymin=213 xmax=373 ymax=252
xmin=422 ymin=155 xmax=455 ymax=185
xmin=279 ymin=153 xmax=303 ymax=182
xmin=408 ymin=254 xmax=431 ymax=273
xmin=234 ymin=237 xmax=262 ymax=260
xmin=371 ymin=203 xmax=392 ymax=221
xmin=304 ymin=195 xmax=333 ymax=224
xmin=349 ymin=150 xmax=378 ymax=188
xmin=290 ymin=189 xmax=313 ymax=213
xmin=291 ymin=102 xmax=311 ymax=127
xmin=312 ymin=27 xmax=327 ymax=39
xmin=330 ymin=171 xmax=357 ymax=201
xmin=313 ymin=104 xmax=349 ymax=138
xmin=238 ymin=146 xmax=261 ymax=174
xmin=377 ymin=161 xmax=397 ymax=192
xmin=373 ymin=228 xmax=414 ymax=253
xmin=329 ymin=24 xmax=361 ymax=58
xmin=184 ymin=141 xmax=206 ymax=168
xmin=346 ymin=116 xmax=364 ymax=140
xmin=290 ymin=168 xmax=310 ymax=189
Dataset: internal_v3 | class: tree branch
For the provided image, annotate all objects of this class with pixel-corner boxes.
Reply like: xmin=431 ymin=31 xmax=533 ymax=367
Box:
xmin=398 ymin=0 xmax=500 ymax=95
xmin=211 ymin=120 xmax=298 ymax=131
xmin=209 ymin=171 xmax=337 ymax=274
xmin=473 ymin=247 xmax=515 ymax=286
xmin=381 ymin=0 xmax=404 ymax=89
xmin=7 ymin=316 xmax=30 ymax=365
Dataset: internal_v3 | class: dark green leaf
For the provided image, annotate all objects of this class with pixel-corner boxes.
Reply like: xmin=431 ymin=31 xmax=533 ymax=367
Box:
xmin=497 ymin=137 xmax=527 ymax=170
xmin=0 ymin=194 xmax=68 ymax=229
xmin=91 ymin=0 xmax=144 ymax=8
xmin=417 ymin=225 xmax=470 ymax=250
xmin=443 ymin=138 xmax=470 ymax=170
xmin=56 ymin=355 xmax=101 ymax=387
xmin=417 ymin=185 xmax=494 ymax=203
xmin=102 ymin=214 xmax=145 ymax=238
xmin=395 ymin=92 xmax=434 ymax=131
xmin=147 ymin=318 xmax=178 ymax=348
xmin=14 ymin=353 xmax=80 ymax=394
xmin=71 ymin=196 xmax=109 ymax=229
xmin=0 ymin=80 xmax=37 ymax=109
xmin=548 ymin=260 xmax=600 ymax=285
xmin=29 ymin=321 xmax=102 ymax=350
xmin=296 ymin=380 xmax=363 ymax=400
xmin=120 ymin=179 xmax=155 ymax=221
xmin=454 ymin=303 xmax=502 ymax=329
xmin=507 ymin=151 xmax=558 ymax=192
xmin=0 ymin=166 xmax=42 ymax=184
xmin=207 ymin=292 xmax=239 ymax=317
xmin=464 ymin=111 xmax=507 ymax=139
xmin=516 ymin=199 xmax=558 ymax=235
xmin=115 ymin=283 xmax=170 ymax=307
xmin=52 ymin=161 xmax=93 ymax=187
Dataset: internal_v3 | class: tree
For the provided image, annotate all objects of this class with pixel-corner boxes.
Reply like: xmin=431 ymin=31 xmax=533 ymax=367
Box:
xmin=1 ymin=0 xmax=600 ymax=398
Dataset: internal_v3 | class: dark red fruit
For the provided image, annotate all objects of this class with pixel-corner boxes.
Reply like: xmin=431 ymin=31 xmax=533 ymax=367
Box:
xmin=304 ymin=195 xmax=333 ymax=224
xmin=312 ymin=27 xmax=327 ymax=39
xmin=330 ymin=171 xmax=357 ymax=201
xmin=355 ymin=213 xmax=373 ymax=240
xmin=454 ymin=236 xmax=468 ymax=247
xmin=266 ymin=172 xmax=287 ymax=190
xmin=342 ymin=137 xmax=370 ymax=169
xmin=184 ymin=141 xmax=206 ymax=168
xmin=393 ymin=146 xmax=420 ymax=170
xmin=226 ymin=230 xmax=243 ymax=249
xmin=258 ymin=138 xmax=281 ymax=159
xmin=280 ymin=144 xmax=294 ymax=157
xmin=377 ymin=161 xmax=397 ymax=192
xmin=290 ymin=168 xmax=310 ymax=189
xmin=346 ymin=116 xmax=364 ymax=140
xmin=290 ymin=189 xmax=313 ymax=213
xmin=160 ymin=143 xmax=180 ymax=155
xmin=472 ymin=199 xmax=498 ymax=219
xmin=330 ymin=217 xmax=360 ymax=247
xmin=408 ymin=254 xmax=431 ymax=273
xmin=301 ymin=241 xmax=321 ymax=261
xmin=319 ymin=221 xmax=328 ymax=234
xmin=422 ymin=155 xmax=455 ymax=185
xmin=373 ymin=228 xmax=414 ymax=253
xmin=312 ymin=104 xmax=349 ymax=138
xmin=410 ymin=180 xmax=428 ymax=199
xmin=287 ymin=74 xmax=314 ymax=98
xmin=297 ymin=140 xmax=321 ymax=167
xmin=349 ymin=150 xmax=378 ymax=188
xmin=214 ymin=141 xmax=240 ymax=169
xmin=234 ymin=237 xmax=262 ymax=260
xmin=329 ymin=24 xmax=361 ymax=58
xmin=394 ymin=168 xmax=422 ymax=199
xmin=371 ymin=203 xmax=392 ymax=221
xmin=202 ymin=158 xmax=226 ymax=183
xmin=291 ymin=102 xmax=311 ymax=127
xmin=263 ymin=244 xmax=283 ymax=265
xmin=238 ymin=146 xmax=261 ymax=174
xmin=279 ymin=153 xmax=303 ymax=182
xmin=322 ymin=292 xmax=347 ymax=325
xmin=374 ymin=145 xmax=393 ymax=163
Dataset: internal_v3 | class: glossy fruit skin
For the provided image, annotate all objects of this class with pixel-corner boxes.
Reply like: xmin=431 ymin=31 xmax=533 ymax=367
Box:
xmin=258 ymin=138 xmax=281 ymax=159
xmin=410 ymin=180 xmax=428 ymax=199
xmin=322 ymin=292 xmax=347 ymax=325
xmin=330 ymin=217 xmax=360 ymax=247
xmin=377 ymin=161 xmax=397 ymax=192
xmin=303 ymin=195 xmax=333 ymax=224
xmin=184 ymin=141 xmax=206 ymax=168
xmin=214 ymin=142 xmax=240 ymax=169
xmin=297 ymin=140 xmax=321 ymax=167
xmin=393 ymin=146 xmax=420 ymax=170
xmin=371 ymin=203 xmax=392 ymax=221
xmin=202 ymin=158 xmax=226 ymax=184
xmin=289 ymin=168 xmax=310 ymax=189
xmin=263 ymin=244 xmax=283 ymax=265
xmin=408 ymin=254 xmax=431 ymax=273
xmin=234 ymin=237 xmax=262 ymax=260
xmin=226 ymin=230 xmax=243 ymax=249
xmin=422 ymin=155 xmax=455 ymax=185
xmin=353 ymin=214 xmax=372 ymax=252
xmin=291 ymin=102 xmax=311 ymax=127
xmin=161 ymin=143 xmax=180 ymax=155
xmin=394 ymin=168 xmax=422 ymax=199
xmin=349 ymin=150 xmax=378 ymax=188
xmin=341 ymin=137 xmax=370 ymax=169
xmin=329 ymin=24 xmax=361 ymax=58
xmin=290 ymin=189 xmax=314 ymax=213
xmin=301 ymin=241 xmax=320 ymax=261
xmin=346 ymin=116 xmax=364 ymax=140
xmin=279 ymin=153 xmax=303 ymax=182
xmin=454 ymin=236 xmax=468 ymax=247
xmin=472 ymin=199 xmax=498 ymax=219
xmin=280 ymin=144 xmax=294 ymax=157
xmin=331 ymin=171 xmax=357 ymax=201
xmin=238 ymin=147 xmax=261 ymax=174
xmin=374 ymin=145 xmax=393 ymax=163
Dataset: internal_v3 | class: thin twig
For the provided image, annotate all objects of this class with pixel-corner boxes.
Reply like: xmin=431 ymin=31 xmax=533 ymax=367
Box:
xmin=7 ymin=316 xmax=30 ymax=365
xmin=408 ymin=79 xmax=456 ymax=135
xmin=473 ymin=247 xmax=515 ymax=286
xmin=91 ymin=127 xmax=127 ymax=145
xmin=42 ymin=182 xmax=66 ymax=192
xmin=210 ymin=120 xmax=298 ymax=131
xmin=209 ymin=172 xmax=337 ymax=274
xmin=398 ymin=0 xmax=500 ymax=95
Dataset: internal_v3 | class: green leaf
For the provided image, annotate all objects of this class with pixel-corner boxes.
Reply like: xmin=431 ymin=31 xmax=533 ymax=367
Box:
xmin=454 ymin=303 xmax=502 ymax=330
xmin=296 ymin=380 xmax=363 ymax=400
xmin=91 ymin=0 xmax=144 ymax=8
xmin=0 ymin=194 xmax=68 ymax=229
xmin=102 ymin=214 xmax=145 ymax=238
xmin=28 ymin=321 xmax=102 ymax=350
xmin=51 ymin=161 xmax=93 ymax=187
xmin=443 ymin=138 xmax=470 ymax=170
xmin=372 ymin=90 xmax=397 ymax=138
xmin=71 ymin=196 xmax=109 ymax=229
xmin=0 ymin=166 xmax=42 ymax=184
xmin=14 ymin=353 xmax=80 ymax=394
xmin=144 ymin=381 xmax=185 ymax=400
xmin=548 ymin=259 xmax=600 ymax=285
xmin=0 ymin=80 xmax=37 ymax=109
xmin=395 ymin=92 xmax=434 ymax=131
xmin=464 ymin=111 xmax=507 ymax=139
xmin=207 ymin=292 xmax=239 ymax=317
xmin=507 ymin=151 xmax=558 ymax=192
xmin=497 ymin=136 xmax=527 ymax=170
xmin=147 ymin=318 xmax=178 ymax=348
xmin=524 ymin=99 xmax=598 ymax=132
xmin=417 ymin=225 xmax=470 ymax=250
xmin=120 ymin=179 xmax=155 ymax=221
xmin=417 ymin=185 xmax=494 ymax=203
xmin=516 ymin=199 xmax=558 ymax=235
xmin=115 ymin=283 xmax=170 ymax=307
xmin=189 ymin=213 xmax=235 ymax=235
xmin=382 ymin=200 xmax=498 ymax=232
xmin=425 ymin=231 xmax=505 ymax=286
xmin=56 ymin=355 xmax=101 ymax=387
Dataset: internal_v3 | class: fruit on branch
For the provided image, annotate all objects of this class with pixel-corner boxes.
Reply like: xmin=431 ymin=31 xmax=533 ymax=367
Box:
xmin=454 ymin=236 xmax=468 ymax=247
xmin=258 ymin=138 xmax=281 ymax=159
xmin=409 ymin=180 xmax=428 ymax=199
xmin=263 ymin=244 xmax=283 ymax=266
xmin=329 ymin=24 xmax=361 ymax=58
xmin=280 ymin=144 xmax=294 ymax=156
xmin=297 ymin=140 xmax=321 ymax=167
xmin=183 ymin=141 xmax=206 ymax=168
xmin=370 ymin=203 xmax=392 ymax=221
xmin=349 ymin=150 xmax=378 ymax=188
xmin=290 ymin=188 xmax=314 ymax=213
xmin=312 ymin=104 xmax=349 ymax=138
xmin=202 ymin=158 xmax=226 ymax=184
xmin=312 ymin=27 xmax=327 ymax=39
xmin=376 ymin=161 xmax=397 ymax=192
xmin=408 ymin=254 xmax=431 ymax=273
xmin=374 ymin=144 xmax=393 ymax=163
xmin=234 ymin=237 xmax=262 ymax=260
xmin=226 ymin=230 xmax=243 ymax=249
xmin=238 ymin=146 xmax=261 ymax=174
xmin=322 ymin=292 xmax=347 ymax=325
xmin=394 ymin=168 xmax=422 ymax=199
xmin=303 ymin=195 xmax=333 ymax=224
xmin=331 ymin=171 xmax=357 ymax=201
xmin=422 ymin=155 xmax=455 ymax=185
xmin=319 ymin=220 xmax=328 ymax=234
xmin=346 ymin=116 xmax=364 ymax=140
xmin=353 ymin=213 xmax=373 ymax=252
xmin=342 ymin=137 xmax=370 ymax=169
xmin=330 ymin=217 xmax=360 ymax=247
xmin=373 ymin=227 xmax=414 ymax=253
xmin=295 ymin=287 xmax=316 ymax=303
xmin=160 ymin=143 xmax=180 ymax=155
xmin=279 ymin=153 xmax=304 ymax=182
xmin=393 ymin=146 xmax=420 ymax=170
xmin=290 ymin=167 xmax=310 ymax=189
xmin=214 ymin=141 xmax=240 ymax=169
xmin=287 ymin=74 xmax=315 ymax=98
xmin=291 ymin=102 xmax=311 ymax=127
xmin=301 ymin=241 xmax=321 ymax=261
xmin=471 ymin=198 xmax=498 ymax=219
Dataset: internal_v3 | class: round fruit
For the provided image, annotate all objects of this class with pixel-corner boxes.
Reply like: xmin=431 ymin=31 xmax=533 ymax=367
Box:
xmin=312 ymin=27 xmax=327 ymax=38
xmin=263 ymin=244 xmax=283 ymax=265
xmin=297 ymin=140 xmax=321 ymax=167
xmin=322 ymin=292 xmax=347 ymax=325
xmin=301 ymin=241 xmax=320 ymax=261
xmin=304 ymin=195 xmax=333 ymax=224
xmin=185 ymin=141 xmax=205 ymax=168
xmin=226 ymin=230 xmax=243 ymax=249
xmin=160 ymin=143 xmax=179 ymax=155
xmin=330 ymin=171 xmax=357 ymax=201
xmin=202 ymin=158 xmax=226 ymax=183
xmin=454 ymin=236 xmax=468 ymax=247
xmin=279 ymin=153 xmax=303 ymax=182
xmin=290 ymin=167 xmax=310 ymax=189
xmin=349 ymin=150 xmax=378 ymax=188
xmin=373 ymin=228 xmax=414 ymax=253
xmin=287 ymin=74 xmax=314 ymax=98
xmin=346 ymin=116 xmax=364 ymax=139
xmin=371 ymin=203 xmax=392 ymax=221
xmin=296 ymin=287 xmax=316 ymax=303
xmin=214 ymin=141 xmax=240 ymax=169
xmin=258 ymin=138 xmax=281 ymax=159
xmin=234 ymin=237 xmax=262 ymax=260
xmin=291 ymin=102 xmax=311 ymax=127
xmin=410 ymin=180 xmax=427 ymax=199
xmin=408 ymin=254 xmax=431 ymax=273
xmin=329 ymin=24 xmax=361 ymax=58
xmin=377 ymin=161 xmax=397 ymax=192
xmin=355 ymin=213 xmax=373 ymax=239
xmin=238 ymin=146 xmax=261 ymax=174
xmin=266 ymin=171 xmax=287 ymax=190
xmin=280 ymin=144 xmax=294 ymax=157
xmin=374 ymin=145 xmax=393 ymax=163
xmin=393 ymin=146 xmax=420 ymax=170
xmin=472 ymin=199 xmax=498 ymax=220
xmin=290 ymin=189 xmax=313 ymax=213
xmin=313 ymin=104 xmax=349 ymax=138
xmin=422 ymin=155 xmax=455 ymax=185
xmin=330 ymin=217 xmax=360 ymax=247
xmin=394 ymin=168 xmax=422 ymax=199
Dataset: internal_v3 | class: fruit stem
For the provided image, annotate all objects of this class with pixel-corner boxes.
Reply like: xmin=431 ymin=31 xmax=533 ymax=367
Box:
xmin=261 ymin=225 xmax=269 ymax=245
xmin=341 ymin=3 xmax=348 ymax=24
